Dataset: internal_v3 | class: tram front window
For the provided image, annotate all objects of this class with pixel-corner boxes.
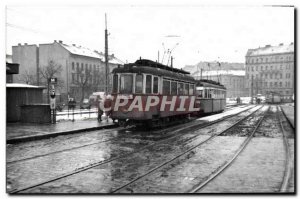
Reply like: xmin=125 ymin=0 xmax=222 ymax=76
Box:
xmin=120 ymin=74 xmax=133 ymax=94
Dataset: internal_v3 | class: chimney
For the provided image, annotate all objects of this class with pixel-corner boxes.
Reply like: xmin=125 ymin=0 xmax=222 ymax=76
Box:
xmin=54 ymin=40 xmax=57 ymax=43
xmin=279 ymin=43 xmax=284 ymax=46
xmin=112 ymin=54 xmax=114 ymax=57
xmin=72 ymin=44 xmax=76 ymax=46
xmin=24 ymin=43 xmax=28 ymax=45
xmin=18 ymin=43 xmax=21 ymax=46
xmin=265 ymin=44 xmax=271 ymax=48
xmin=290 ymin=42 xmax=294 ymax=45
xmin=59 ymin=40 xmax=63 ymax=44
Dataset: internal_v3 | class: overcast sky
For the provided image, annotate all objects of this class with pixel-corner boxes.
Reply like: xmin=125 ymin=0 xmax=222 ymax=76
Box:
xmin=6 ymin=5 xmax=294 ymax=68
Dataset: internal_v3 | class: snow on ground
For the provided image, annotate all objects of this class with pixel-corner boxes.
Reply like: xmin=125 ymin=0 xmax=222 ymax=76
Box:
xmin=56 ymin=108 xmax=110 ymax=122
xmin=197 ymin=105 xmax=257 ymax=122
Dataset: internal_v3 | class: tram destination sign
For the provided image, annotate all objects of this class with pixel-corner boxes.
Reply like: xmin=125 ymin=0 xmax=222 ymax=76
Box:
xmin=48 ymin=77 xmax=57 ymax=84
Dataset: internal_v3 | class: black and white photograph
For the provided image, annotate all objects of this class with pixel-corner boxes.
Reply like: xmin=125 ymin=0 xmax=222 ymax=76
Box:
xmin=4 ymin=2 xmax=295 ymax=194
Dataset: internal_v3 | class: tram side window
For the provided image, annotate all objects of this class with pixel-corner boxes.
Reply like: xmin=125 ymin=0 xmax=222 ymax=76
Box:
xmin=184 ymin=83 xmax=189 ymax=95
xmin=112 ymin=74 xmax=118 ymax=93
xmin=120 ymin=74 xmax=133 ymax=94
xmin=178 ymin=83 xmax=184 ymax=95
xmin=171 ymin=81 xmax=177 ymax=95
xmin=146 ymin=75 xmax=152 ymax=94
xmin=204 ymin=89 xmax=207 ymax=98
xmin=135 ymin=74 xmax=143 ymax=93
xmin=153 ymin=76 xmax=159 ymax=94
xmin=189 ymin=84 xmax=194 ymax=95
xmin=208 ymin=89 xmax=212 ymax=98
xmin=163 ymin=80 xmax=170 ymax=95
xmin=197 ymin=89 xmax=203 ymax=98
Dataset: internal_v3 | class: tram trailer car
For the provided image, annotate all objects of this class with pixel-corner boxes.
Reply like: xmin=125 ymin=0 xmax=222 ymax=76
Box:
xmin=195 ymin=80 xmax=226 ymax=114
xmin=109 ymin=59 xmax=226 ymax=127
xmin=266 ymin=92 xmax=281 ymax=104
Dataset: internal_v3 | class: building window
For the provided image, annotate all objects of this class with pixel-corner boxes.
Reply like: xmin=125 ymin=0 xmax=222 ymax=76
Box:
xmin=252 ymin=66 xmax=254 ymax=71
xmin=81 ymin=63 xmax=84 ymax=71
xmin=270 ymin=82 xmax=273 ymax=87
xmin=265 ymin=74 xmax=268 ymax=78
xmin=286 ymin=91 xmax=289 ymax=95
xmin=270 ymin=65 xmax=273 ymax=70
xmin=261 ymin=66 xmax=263 ymax=70
xmin=264 ymin=82 xmax=267 ymax=87
xmin=76 ymin=63 xmax=79 ymax=71
xmin=266 ymin=65 xmax=268 ymax=70
xmin=266 ymin=58 xmax=268 ymax=62
xmin=280 ymin=73 xmax=282 ymax=79
xmin=72 ymin=62 xmax=75 ymax=70
xmin=256 ymin=66 xmax=258 ymax=71
xmin=94 ymin=65 xmax=96 ymax=71
xmin=279 ymin=82 xmax=282 ymax=87
xmin=72 ymin=73 xmax=75 ymax=83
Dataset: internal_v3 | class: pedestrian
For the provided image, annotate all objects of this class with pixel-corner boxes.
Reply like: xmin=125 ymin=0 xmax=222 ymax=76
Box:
xmin=97 ymin=97 xmax=104 ymax=122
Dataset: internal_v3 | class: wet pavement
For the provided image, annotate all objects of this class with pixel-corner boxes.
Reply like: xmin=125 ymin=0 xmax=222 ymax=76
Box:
xmin=6 ymin=118 xmax=115 ymax=142
xmin=8 ymin=106 xmax=261 ymax=193
xmin=7 ymin=104 xmax=294 ymax=194
xmin=198 ymin=137 xmax=287 ymax=193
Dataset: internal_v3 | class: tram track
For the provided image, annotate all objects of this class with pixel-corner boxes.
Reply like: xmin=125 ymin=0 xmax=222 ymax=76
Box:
xmin=188 ymin=107 xmax=268 ymax=193
xmin=112 ymin=105 xmax=265 ymax=193
xmin=9 ymin=105 xmax=260 ymax=193
xmin=187 ymin=105 xmax=293 ymax=193
xmin=277 ymin=106 xmax=293 ymax=192
xmin=7 ymin=105 xmax=254 ymax=165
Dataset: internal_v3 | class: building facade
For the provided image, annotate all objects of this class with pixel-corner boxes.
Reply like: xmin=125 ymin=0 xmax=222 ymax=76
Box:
xmin=12 ymin=40 xmax=123 ymax=102
xmin=245 ymin=43 xmax=294 ymax=100
xmin=193 ymin=70 xmax=247 ymax=98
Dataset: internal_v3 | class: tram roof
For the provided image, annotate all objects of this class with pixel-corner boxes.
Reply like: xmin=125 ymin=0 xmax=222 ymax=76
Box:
xmin=196 ymin=79 xmax=226 ymax=89
xmin=132 ymin=59 xmax=190 ymax=74
xmin=112 ymin=59 xmax=195 ymax=82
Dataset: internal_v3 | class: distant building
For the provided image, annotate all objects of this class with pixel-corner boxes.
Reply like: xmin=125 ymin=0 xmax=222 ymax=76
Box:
xmin=193 ymin=70 xmax=247 ymax=98
xmin=12 ymin=40 xmax=124 ymax=102
xmin=187 ymin=61 xmax=247 ymax=98
xmin=245 ymin=43 xmax=294 ymax=100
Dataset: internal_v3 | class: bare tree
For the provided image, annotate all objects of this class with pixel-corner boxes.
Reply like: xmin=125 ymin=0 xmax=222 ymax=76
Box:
xmin=74 ymin=69 xmax=93 ymax=102
xmin=39 ymin=60 xmax=64 ymax=103
xmin=20 ymin=69 xmax=36 ymax=85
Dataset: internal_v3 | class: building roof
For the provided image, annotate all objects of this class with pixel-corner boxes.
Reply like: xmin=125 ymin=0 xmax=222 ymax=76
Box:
xmin=6 ymin=83 xmax=45 ymax=89
xmin=193 ymin=70 xmax=245 ymax=77
xmin=246 ymin=43 xmax=294 ymax=56
xmin=57 ymin=41 xmax=124 ymax=65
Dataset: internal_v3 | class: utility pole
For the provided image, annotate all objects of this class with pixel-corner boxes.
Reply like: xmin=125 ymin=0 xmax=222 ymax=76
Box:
xmin=171 ymin=56 xmax=173 ymax=68
xmin=104 ymin=13 xmax=109 ymax=94
xmin=251 ymin=76 xmax=253 ymax=104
